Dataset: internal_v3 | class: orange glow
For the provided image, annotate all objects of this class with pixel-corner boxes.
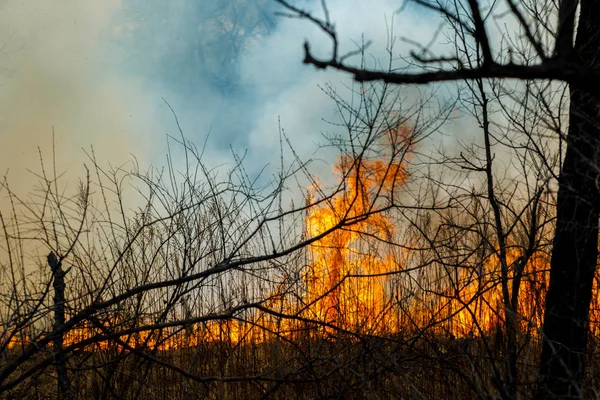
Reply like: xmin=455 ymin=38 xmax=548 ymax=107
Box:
xmin=300 ymin=145 xmax=407 ymax=334
xmin=432 ymin=249 xmax=550 ymax=337
xmin=9 ymin=124 xmax=600 ymax=351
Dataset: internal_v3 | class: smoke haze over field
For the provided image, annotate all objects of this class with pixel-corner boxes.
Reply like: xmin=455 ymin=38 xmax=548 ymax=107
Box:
xmin=0 ymin=0 xmax=156 ymax=196
xmin=0 ymin=0 xmax=440 ymax=199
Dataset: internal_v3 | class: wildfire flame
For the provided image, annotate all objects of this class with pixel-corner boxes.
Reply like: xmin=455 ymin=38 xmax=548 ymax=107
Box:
xmin=301 ymin=142 xmax=408 ymax=334
xmin=9 ymin=123 xmax=600 ymax=351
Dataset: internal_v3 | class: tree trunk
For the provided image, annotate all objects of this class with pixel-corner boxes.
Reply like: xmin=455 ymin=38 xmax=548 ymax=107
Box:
xmin=48 ymin=252 xmax=70 ymax=400
xmin=536 ymin=1 xmax=600 ymax=397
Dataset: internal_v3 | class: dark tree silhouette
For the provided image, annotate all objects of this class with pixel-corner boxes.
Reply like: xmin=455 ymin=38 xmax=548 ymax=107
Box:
xmin=536 ymin=2 xmax=600 ymax=397
xmin=273 ymin=0 xmax=600 ymax=398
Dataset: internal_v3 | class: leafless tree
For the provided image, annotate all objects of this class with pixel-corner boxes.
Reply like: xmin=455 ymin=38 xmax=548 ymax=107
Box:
xmin=0 ymin=75 xmax=430 ymax=399
xmin=274 ymin=0 xmax=600 ymax=397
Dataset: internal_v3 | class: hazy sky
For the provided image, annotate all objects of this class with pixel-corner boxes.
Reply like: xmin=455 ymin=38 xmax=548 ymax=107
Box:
xmin=0 ymin=0 xmax=442 ymax=196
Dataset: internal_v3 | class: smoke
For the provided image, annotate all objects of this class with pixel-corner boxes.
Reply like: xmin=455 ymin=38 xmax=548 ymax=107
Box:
xmin=243 ymin=0 xmax=444 ymax=174
xmin=0 ymin=0 xmax=441 ymax=261
xmin=0 ymin=0 xmax=156 ymax=196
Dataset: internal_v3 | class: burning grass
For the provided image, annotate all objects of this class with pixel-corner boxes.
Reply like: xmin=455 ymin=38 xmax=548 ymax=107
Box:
xmin=0 ymin=326 xmax=549 ymax=399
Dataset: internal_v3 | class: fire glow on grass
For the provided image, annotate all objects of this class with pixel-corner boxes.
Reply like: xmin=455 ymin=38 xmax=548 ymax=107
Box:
xmin=7 ymin=123 xmax=600 ymax=352
xmin=295 ymin=124 xmax=552 ymax=339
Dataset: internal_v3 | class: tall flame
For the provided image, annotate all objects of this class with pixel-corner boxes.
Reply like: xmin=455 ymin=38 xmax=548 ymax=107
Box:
xmin=300 ymin=125 xmax=410 ymax=335
xmin=10 ymin=122 xmax=600 ymax=351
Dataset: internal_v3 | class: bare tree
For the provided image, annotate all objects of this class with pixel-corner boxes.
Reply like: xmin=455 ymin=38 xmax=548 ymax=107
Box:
xmin=274 ymin=0 xmax=600 ymax=397
xmin=0 ymin=74 xmax=428 ymax=398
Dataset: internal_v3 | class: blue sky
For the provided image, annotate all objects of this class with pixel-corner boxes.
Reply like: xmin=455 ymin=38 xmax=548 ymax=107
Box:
xmin=0 ymin=0 xmax=444 ymax=194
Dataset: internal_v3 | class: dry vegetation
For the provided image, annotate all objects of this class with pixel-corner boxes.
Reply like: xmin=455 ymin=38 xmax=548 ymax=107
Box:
xmin=3 ymin=0 xmax=600 ymax=396
xmin=0 ymin=76 xmax=579 ymax=399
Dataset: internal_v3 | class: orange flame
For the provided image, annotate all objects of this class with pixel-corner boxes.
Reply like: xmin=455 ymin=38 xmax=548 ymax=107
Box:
xmin=10 ymin=123 xmax=600 ymax=350
xmin=299 ymin=125 xmax=410 ymax=335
